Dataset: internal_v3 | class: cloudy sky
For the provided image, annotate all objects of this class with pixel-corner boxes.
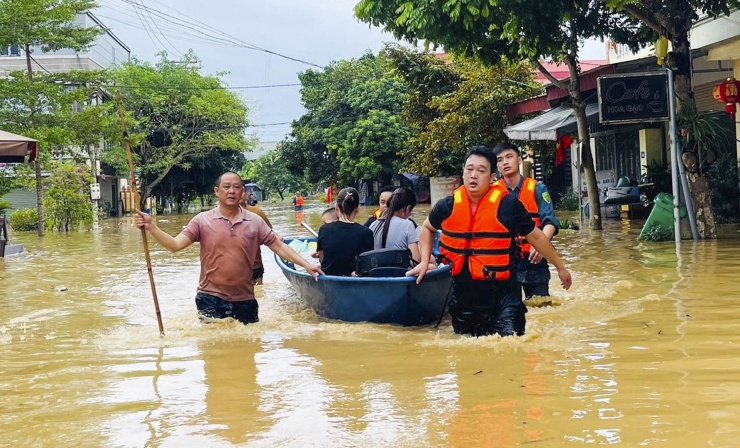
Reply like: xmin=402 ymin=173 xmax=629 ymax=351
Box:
xmin=96 ymin=0 xmax=606 ymax=143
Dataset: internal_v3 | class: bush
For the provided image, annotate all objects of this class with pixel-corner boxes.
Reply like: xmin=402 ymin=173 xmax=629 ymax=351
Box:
xmin=0 ymin=199 xmax=10 ymax=214
xmin=638 ymin=221 xmax=672 ymax=242
xmin=8 ymin=208 xmax=38 ymax=231
xmin=707 ymin=153 xmax=740 ymax=224
xmin=555 ymin=188 xmax=580 ymax=211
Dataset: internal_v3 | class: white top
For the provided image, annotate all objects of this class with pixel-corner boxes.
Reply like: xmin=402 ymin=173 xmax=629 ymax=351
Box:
xmin=369 ymin=216 xmax=419 ymax=250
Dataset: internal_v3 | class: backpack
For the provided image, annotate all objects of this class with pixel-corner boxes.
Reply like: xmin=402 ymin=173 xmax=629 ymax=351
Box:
xmin=354 ymin=248 xmax=417 ymax=277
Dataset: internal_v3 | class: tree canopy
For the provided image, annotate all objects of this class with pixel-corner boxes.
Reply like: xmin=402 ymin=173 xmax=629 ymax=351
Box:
xmin=355 ymin=0 xmax=642 ymax=229
xmin=282 ymin=51 xmax=410 ymax=187
xmin=385 ymin=46 xmax=541 ymax=176
xmin=110 ymin=51 xmax=254 ymax=208
xmin=0 ymin=0 xmax=104 ymax=235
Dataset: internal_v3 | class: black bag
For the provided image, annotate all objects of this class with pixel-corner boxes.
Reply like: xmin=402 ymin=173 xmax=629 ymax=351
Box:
xmin=354 ymin=248 xmax=416 ymax=277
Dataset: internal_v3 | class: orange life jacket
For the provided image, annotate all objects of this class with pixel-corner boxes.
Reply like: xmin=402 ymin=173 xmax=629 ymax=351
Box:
xmin=495 ymin=177 xmax=541 ymax=257
xmin=438 ymin=185 xmax=515 ymax=281
xmin=295 ymin=196 xmax=304 ymax=206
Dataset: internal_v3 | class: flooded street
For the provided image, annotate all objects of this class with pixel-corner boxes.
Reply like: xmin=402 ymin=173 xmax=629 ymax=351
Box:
xmin=3 ymin=202 xmax=740 ymax=447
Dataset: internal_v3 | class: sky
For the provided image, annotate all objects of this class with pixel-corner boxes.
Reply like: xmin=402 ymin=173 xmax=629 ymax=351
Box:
xmin=95 ymin=0 xmax=607 ymax=143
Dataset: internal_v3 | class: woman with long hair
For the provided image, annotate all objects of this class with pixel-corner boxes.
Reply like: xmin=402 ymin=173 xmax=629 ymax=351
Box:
xmin=316 ymin=187 xmax=374 ymax=276
xmin=370 ymin=187 xmax=436 ymax=269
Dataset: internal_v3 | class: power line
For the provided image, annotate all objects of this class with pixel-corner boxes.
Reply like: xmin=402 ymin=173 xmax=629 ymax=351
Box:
xmin=134 ymin=0 xmax=182 ymax=57
xmin=109 ymin=0 xmax=325 ymax=68
xmin=137 ymin=122 xmax=293 ymax=133
xmin=110 ymin=83 xmax=301 ymax=90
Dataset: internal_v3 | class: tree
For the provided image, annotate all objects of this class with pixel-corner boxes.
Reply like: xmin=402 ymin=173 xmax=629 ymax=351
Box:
xmin=153 ymin=149 xmax=246 ymax=213
xmin=355 ymin=0 xmax=642 ymax=229
xmin=605 ymin=0 xmax=740 ymax=238
xmin=44 ymin=162 xmax=94 ymax=231
xmin=0 ymin=70 xmax=108 ymax=231
xmin=385 ymin=46 xmax=541 ymax=176
xmin=111 ymin=51 xmax=254 ymax=209
xmin=0 ymin=0 xmax=103 ymax=236
xmin=246 ymin=148 xmax=310 ymax=201
xmin=282 ymin=51 xmax=411 ymax=188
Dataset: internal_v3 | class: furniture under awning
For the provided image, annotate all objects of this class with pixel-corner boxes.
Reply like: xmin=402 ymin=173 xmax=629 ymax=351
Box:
xmin=504 ymin=103 xmax=600 ymax=141
xmin=0 ymin=130 xmax=38 ymax=163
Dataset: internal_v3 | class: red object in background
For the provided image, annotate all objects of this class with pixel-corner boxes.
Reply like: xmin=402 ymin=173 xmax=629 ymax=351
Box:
xmin=555 ymin=134 xmax=572 ymax=167
xmin=713 ymin=77 xmax=740 ymax=119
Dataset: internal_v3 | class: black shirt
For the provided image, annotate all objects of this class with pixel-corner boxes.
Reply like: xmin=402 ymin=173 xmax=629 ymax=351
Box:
xmin=428 ymin=193 xmax=536 ymax=236
xmin=317 ymin=221 xmax=374 ymax=276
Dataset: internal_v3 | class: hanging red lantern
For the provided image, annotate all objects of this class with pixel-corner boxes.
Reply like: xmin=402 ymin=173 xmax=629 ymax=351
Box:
xmin=712 ymin=77 xmax=740 ymax=118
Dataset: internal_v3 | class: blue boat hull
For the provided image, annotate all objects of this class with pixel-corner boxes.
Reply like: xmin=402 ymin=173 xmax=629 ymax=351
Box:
xmin=275 ymin=240 xmax=452 ymax=326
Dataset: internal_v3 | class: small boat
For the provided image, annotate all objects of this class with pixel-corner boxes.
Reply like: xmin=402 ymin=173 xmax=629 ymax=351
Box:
xmin=275 ymin=239 xmax=453 ymax=326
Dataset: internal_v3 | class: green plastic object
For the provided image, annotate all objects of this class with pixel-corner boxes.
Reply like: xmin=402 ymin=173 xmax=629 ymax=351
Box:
xmin=639 ymin=192 xmax=688 ymax=239
xmin=616 ymin=176 xmax=632 ymax=187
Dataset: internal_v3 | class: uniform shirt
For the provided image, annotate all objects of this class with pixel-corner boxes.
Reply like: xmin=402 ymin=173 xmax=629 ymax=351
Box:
xmin=181 ymin=207 xmax=277 ymax=301
xmin=504 ymin=177 xmax=560 ymax=234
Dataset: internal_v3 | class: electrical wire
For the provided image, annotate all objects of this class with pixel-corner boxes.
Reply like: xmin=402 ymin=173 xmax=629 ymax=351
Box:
xmin=110 ymin=83 xmax=301 ymax=90
xmin=109 ymin=0 xmax=325 ymax=68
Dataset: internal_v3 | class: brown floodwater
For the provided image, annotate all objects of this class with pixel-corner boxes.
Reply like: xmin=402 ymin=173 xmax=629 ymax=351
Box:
xmin=2 ymin=202 xmax=740 ymax=447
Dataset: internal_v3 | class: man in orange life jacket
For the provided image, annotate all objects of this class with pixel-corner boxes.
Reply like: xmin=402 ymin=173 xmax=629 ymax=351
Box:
xmin=493 ymin=142 xmax=559 ymax=300
xmin=406 ymin=146 xmax=572 ymax=337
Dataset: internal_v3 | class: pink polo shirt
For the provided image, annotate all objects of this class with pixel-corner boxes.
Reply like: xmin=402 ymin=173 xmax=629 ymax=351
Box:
xmin=181 ymin=207 xmax=278 ymax=301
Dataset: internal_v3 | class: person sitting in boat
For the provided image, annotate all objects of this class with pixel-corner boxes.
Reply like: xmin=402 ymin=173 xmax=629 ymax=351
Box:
xmin=363 ymin=185 xmax=395 ymax=227
xmin=320 ymin=206 xmax=337 ymax=225
xmin=369 ymin=187 xmax=437 ymax=271
xmin=317 ymin=187 xmax=374 ymax=276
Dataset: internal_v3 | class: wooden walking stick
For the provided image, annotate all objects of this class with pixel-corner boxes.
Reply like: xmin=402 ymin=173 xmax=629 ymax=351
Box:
xmin=115 ymin=91 xmax=165 ymax=336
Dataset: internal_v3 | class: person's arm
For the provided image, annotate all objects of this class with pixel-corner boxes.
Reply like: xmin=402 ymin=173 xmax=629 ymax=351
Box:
xmin=135 ymin=211 xmax=193 ymax=252
xmin=523 ymin=228 xmax=571 ymax=290
xmin=268 ymin=239 xmax=324 ymax=280
xmin=530 ymin=183 xmax=559 ymax=263
xmin=406 ymin=219 xmax=437 ymax=284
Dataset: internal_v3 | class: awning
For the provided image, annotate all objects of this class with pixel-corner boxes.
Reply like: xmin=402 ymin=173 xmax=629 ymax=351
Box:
xmin=0 ymin=130 xmax=38 ymax=163
xmin=504 ymin=103 xmax=600 ymax=141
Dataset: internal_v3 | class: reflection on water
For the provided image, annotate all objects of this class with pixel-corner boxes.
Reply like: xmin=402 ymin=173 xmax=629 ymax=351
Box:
xmin=3 ymin=202 xmax=740 ymax=446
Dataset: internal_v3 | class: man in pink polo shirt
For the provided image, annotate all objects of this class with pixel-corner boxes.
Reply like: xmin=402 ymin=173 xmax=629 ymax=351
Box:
xmin=135 ymin=171 xmax=323 ymax=324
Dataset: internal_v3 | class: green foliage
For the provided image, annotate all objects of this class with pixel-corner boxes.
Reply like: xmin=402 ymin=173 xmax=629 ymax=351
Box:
xmin=43 ymin=163 xmax=94 ymax=231
xmin=0 ymin=0 xmax=102 ymax=54
xmin=707 ymin=153 xmax=740 ymax=224
xmin=8 ymin=208 xmax=39 ymax=231
xmin=641 ymin=159 xmax=672 ymax=201
xmin=555 ymin=188 xmax=580 ymax=211
xmin=559 ymin=218 xmax=580 ymax=230
xmin=110 ymin=51 xmax=254 ymax=208
xmin=678 ymin=103 xmax=734 ymax=174
xmin=387 ymin=46 xmax=541 ymax=176
xmin=246 ymin=149 xmax=310 ymax=201
xmin=0 ymin=199 xmax=11 ymax=213
xmin=638 ymin=221 xmax=673 ymax=242
xmin=283 ymin=51 xmax=409 ymax=186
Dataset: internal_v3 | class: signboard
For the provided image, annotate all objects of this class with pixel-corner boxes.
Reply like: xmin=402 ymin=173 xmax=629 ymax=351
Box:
xmin=90 ymin=183 xmax=101 ymax=200
xmin=598 ymin=73 xmax=669 ymax=124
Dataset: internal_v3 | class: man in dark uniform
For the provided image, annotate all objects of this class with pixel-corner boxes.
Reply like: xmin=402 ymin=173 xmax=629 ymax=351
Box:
xmin=493 ymin=142 xmax=559 ymax=300
xmin=406 ymin=146 xmax=572 ymax=337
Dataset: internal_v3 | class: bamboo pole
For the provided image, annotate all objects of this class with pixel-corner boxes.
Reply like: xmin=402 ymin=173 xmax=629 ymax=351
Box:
xmin=115 ymin=91 xmax=165 ymax=336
